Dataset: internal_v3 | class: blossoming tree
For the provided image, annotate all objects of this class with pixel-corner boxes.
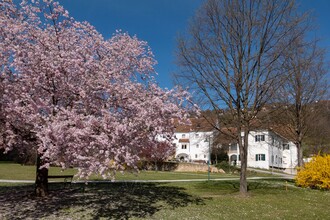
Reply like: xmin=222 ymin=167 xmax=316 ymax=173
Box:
xmin=0 ymin=0 xmax=193 ymax=196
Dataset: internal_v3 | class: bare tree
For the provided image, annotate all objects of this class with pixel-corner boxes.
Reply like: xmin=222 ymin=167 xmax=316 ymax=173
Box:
xmin=175 ymin=0 xmax=308 ymax=195
xmin=274 ymin=37 xmax=328 ymax=167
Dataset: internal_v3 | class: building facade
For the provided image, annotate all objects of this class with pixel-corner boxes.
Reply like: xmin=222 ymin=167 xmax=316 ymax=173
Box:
xmin=172 ymin=118 xmax=298 ymax=173
xmin=227 ymin=130 xmax=298 ymax=173
xmin=173 ymin=118 xmax=213 ymax=163
xmin=174 ymin=130 xmax=213 ymax=163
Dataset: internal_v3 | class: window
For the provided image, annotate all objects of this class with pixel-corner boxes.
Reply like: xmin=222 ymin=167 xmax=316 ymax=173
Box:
xmin=204 ymin=155 xmax=206 ymax=158
xmin=282 ymin=143 xmax=290 ymax=150
xmin=255 ymin=135 xmax=265 ymax=142
xmin=182 ymin=134 xmax=186 ymax=138
xmin=230 ymin=144 xmax=237 ymax=151
xmin=256 ymin=154 xmax=266 ymax=161
xmin=195 ymin=133 xmax=199 ymax=138
xmin=196 ymin=144 xmax=199 ymax=148
xmin=182 ymin=144 xmax=187 ymax=149
xmin=195 ymin=154 xmax=198 ymax=158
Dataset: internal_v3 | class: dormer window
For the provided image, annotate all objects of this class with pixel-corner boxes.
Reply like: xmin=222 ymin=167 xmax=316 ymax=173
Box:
xmin=182 ymin=134 xmax=186 ymax=138
xmin=195 ymin=133 xmax=199 ymax=138
xmin=255 ymin=135 xmax=265 ymax=142
xmin=282 ymin=143 xmax=290 ymax=150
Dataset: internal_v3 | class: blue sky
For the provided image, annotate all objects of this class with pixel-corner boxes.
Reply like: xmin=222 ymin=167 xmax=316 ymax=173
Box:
xmin=60 ymin=0 xmax=330 ymax=90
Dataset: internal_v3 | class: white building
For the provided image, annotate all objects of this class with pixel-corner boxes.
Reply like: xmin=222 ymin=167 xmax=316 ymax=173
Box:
xmin=173 ymin=118 xmax=213 ymax=163
xmin=227 ymin=130 xmax=298 ymax=173
xmin=172 ymin=118 xmax=298 ymax=173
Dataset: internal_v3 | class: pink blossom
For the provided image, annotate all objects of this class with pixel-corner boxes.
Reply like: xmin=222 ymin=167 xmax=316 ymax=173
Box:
xmin=0 ymin=0 xmax=197 ymax=179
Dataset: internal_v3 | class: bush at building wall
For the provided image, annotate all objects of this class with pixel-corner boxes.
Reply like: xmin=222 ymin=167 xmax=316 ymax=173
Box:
xmin=137 ymin=160 xmax=179 ymax=171
xmin=295 ymin=154 xmax=330 ymax=190
xmin=215 ymin=161 xmax=240 ymax=174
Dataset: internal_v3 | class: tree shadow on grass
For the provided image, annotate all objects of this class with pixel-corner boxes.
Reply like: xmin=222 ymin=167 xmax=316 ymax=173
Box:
xmin=192 ymin=179 xmax=291 ymax=198
xmin=0 ymin=182 xmax=205 ymax=219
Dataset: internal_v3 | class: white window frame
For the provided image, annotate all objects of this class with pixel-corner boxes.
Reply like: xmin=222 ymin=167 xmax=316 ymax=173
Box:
xmin=256 ymin=154 xmax=266 ymax=161
xmin=255 ymin=135 xmax=265 ymax=142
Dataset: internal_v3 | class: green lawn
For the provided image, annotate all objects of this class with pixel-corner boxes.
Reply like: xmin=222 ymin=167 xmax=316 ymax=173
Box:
xmin=0 ymin=179 xmax=329 ymax=219
xmin=0 ymin=162 xmax=329 ymax=219
xmin=0 ymin=161 xmax=76 ymax=180
xmin=0 ymin=161 xmax=270 ymax=181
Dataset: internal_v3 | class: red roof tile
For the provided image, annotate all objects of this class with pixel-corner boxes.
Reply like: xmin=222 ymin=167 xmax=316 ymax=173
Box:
xmin=179 ymin=139 xmax=190 ymax=143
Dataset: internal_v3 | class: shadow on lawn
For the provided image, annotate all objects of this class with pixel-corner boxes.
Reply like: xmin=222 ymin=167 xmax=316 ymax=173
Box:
xmin=193 ymin=178 xmax=292 ymax=196
xmin=0 ymin=182 xmax=205 ymax=219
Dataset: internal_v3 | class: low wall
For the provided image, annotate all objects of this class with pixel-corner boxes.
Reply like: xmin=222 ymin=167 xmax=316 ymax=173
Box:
xmin=138 ymin=161 xmax=178 ymax=171
xmin=175 ymin=163 xmax=225 ymax=173
xmin=138 ymin=161 xmax=224 ymax=173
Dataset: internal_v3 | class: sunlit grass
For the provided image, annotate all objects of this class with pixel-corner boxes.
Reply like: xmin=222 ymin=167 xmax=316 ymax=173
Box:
xmin=1 ymin=162 xmax=328 ymax=219
xmin=0 ymin=178 xmax=329 ymax=219
xmin=1 ymin=161 xmax=272 ymax=181
xmin=148 ymin=181 xmax=330 ymax=220
xmin=0 ymin=162 xmax=76 ymax=180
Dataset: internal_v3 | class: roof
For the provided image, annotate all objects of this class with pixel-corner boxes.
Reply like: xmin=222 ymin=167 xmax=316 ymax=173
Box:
xmin=213 ymin=127 xmax=237 ymax=145
xmin=214 ymin=125 xmax=297 ymax=145
xmin=174 ymin=117 xmax=214 ymax=133
xmin=178 ymin=139 xmax=190 ymax=143
xmin=269 ymin=125 xmax=296 ymax=143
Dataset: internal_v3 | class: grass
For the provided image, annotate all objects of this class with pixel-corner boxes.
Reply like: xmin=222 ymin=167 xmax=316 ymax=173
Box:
xmin=0 ymin=161 xmax=76 ymax=180
xmin=0 ymin=161 xmax=271 ymax=181
xmin=0 ymin=179 xmax=329 ymax=219
xmin=0 ymin=162 xmax=329 ymax=219
xmin=151 ymin=180 xmax=330 ymax=220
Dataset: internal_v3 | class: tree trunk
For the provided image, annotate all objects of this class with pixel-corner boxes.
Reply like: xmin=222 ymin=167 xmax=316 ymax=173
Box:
xmin=35 ymin=154 xmax=49 ymax=197
xmin=239 ymin=129 xmax=248 ymax=196
xmin=154 ymin=161 xmax=158 ymax=171
xmin=297 ymin=141 xmax=304 ymax=167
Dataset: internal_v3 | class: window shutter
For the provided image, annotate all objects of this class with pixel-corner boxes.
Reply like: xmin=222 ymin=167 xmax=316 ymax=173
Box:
xmin=256 ymin=154 xmax=258 ymax=161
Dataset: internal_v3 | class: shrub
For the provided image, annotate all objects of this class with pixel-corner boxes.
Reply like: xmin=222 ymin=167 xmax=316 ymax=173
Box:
xmin=295 ymin=154 xmax=330 ymax=190
xmin=215 ymin=161 xmax=239 ymax=173
xmin=137 ymin=160 xmax=178 ymax=171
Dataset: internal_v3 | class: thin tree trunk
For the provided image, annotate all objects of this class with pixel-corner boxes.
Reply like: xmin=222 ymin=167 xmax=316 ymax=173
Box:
xmin=297 ymin=141 xmax=304 ymax=167
xmin=35 ymin=154 xmax=49 ymax=197
xmin=154 ymin=161 xmax=158 ymax=171
xmin=239 ymin=129 xmax=248 ymax=196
